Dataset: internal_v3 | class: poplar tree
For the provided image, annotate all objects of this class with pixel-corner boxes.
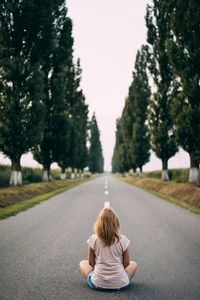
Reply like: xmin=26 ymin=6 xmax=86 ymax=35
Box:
xmin=89 ymin=114 xmax=104 ymax=173
xmin=112 ymin=46 xmax=150 ymax=175
xmin=130 ymin=46 xmax=151 ymax=174
xmin=146 ymin=1 xmax=178 ymax=180
xmin=112 ymin=118 xmax=130 ymax=173
xmin=0 ymin=1 xmax=48 ymax=185
xmin=33 ymin=2 xmax=74 ymax=181
xmin=50 ymin=17 xmax=74 ymax=179
xmin=73 ymin=92 xmax=88 ymax=173
xmin=68 ymin=60 xmax=88 ymax=176
xmin=121 ymin=93 xmax=136 ymax=173
xmin=166 ymin=0 xmax=200 ymax=184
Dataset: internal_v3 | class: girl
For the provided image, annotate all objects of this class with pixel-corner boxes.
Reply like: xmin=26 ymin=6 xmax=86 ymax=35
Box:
xmin=79 ymin=207 xmax=137 ymax=290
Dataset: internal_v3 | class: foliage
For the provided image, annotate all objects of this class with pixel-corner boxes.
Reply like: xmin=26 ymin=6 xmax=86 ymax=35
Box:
xmin=33 ymin=1 xmax=73 ymax=176
xmin=33 ymin=5 xmax=89 ymax=176
xmin=0 ymin=1 xmax=46 ymax=175
xmin=112 ymin=46 xmax=150 ymax=173
xmin=89 ymin=114 xmax=104 ymax=173
xmin=145 ymin=0 xmax=178 ymax=173
xmin=0 ymin=165 xmax=42 ymax=186
xmin=0 ymin=165 xmax=10 ymax=186
xmin=130 ymin=46 xmax=151 ymax=171
xmin=166 ymin=0 xmax=200 ymax=169
xmin=146 ymin=168 xmax=189 ymax=183
xmin=67 ymin=60 xmax=89 ymax=171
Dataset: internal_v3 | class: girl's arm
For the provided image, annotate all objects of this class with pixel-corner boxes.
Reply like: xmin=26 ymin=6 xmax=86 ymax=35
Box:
xmin=88 ymin=246 xmax=95 ymax=268
xmin=123 ymin=247 xmax=130 ymax=268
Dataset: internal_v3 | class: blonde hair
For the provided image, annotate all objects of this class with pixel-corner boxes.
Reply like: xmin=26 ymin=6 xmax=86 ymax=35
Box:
xmin=94 ymin=207 xmax=120 ymax=246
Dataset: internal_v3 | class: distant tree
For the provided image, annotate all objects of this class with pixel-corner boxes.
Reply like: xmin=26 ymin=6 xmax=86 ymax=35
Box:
xmin=166 ymin=0 xmax=200 ymax=184
xmin=130 ymin=46 xmax=151 ymax=174
xmin=89 ymin=114 xmax=104 ymax=173
xmin=73 ymin=93 xmax=89 ymax=173
xmin=112 ymin=118 xmax=130 ymax=173
xmin=112 ymin=47 xmax=150 ymax=175
xmin=146 ymin=1 xmax=178 ymax=180
xmin=121 ymin=94 xmax=136 ymax=173
xmin=112 ymin=46 xmax=150 ymax=175
xmin=0 ymin=1 xmax=47 ymax=185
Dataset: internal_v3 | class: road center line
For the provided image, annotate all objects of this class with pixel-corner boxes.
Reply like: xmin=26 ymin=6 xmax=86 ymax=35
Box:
xmin=104 ymin=201 xmax=110 ymax=208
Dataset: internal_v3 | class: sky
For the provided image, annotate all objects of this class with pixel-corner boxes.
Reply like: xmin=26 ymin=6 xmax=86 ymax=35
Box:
xmin=0 ymin=0 xmax=190 ymax=171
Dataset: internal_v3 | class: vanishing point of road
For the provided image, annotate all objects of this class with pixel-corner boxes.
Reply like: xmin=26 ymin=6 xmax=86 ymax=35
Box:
xmin=0 ymin=175 xmax=199 ymax=300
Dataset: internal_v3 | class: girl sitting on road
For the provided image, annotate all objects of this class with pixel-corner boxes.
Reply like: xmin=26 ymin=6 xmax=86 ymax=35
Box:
xmin=79 ymin=207 xmax=137 ymax=290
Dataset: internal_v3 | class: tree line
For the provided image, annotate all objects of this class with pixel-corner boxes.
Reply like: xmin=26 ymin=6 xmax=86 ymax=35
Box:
xmin=0 ymin=0 xmax=104 ymax=186
xmin=112 ymin=0 xmax=200 ymax=184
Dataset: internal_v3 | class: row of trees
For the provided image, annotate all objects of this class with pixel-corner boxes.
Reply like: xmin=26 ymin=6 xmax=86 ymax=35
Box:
xmin=0 ymin=0 xmax=104 ymax=185
xmin=112 ymin=0 xmax=200 ymax=184
xmin=89 ymin=114 xmax=104 ymax=173
xmin=112 ymin=46 xmax=150 ymax=175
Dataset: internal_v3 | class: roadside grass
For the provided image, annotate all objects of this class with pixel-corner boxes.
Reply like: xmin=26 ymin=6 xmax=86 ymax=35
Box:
xmin=119 ymin=176 xmax=200 ymax=214
xmin=0 ymin=178 xmax=92 ymax=220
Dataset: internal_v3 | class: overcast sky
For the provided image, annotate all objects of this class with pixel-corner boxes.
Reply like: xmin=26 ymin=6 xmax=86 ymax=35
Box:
xmin=0 ymin=0 xmax=189 ymax=171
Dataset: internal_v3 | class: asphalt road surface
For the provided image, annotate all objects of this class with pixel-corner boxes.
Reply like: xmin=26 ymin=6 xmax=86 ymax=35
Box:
xmin=0 ymin=175 xmax=200 ymax=300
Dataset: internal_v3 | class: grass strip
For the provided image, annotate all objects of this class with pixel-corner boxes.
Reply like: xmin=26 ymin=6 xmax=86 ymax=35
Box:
xmin=119 ymin=176 xmax=200 ymax=215
xmin=0 ymin=178 xmax=91 ymax=220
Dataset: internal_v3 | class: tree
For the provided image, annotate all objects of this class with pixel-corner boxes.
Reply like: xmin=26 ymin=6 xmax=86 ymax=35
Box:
xmin=112 ymin=46 xmax=150 ymax=175
xmin=33 ymin=2 xmax=75 ymax=181
xmin=166 ymin=0 xmax=200 ymax=184
xmin=121 ymin=94 xmax=136 ymax=173
xmin=67 ymin=60 xmax=89 ymax=176
xmin=89 ymin=114 xmax=104 ymax=173
xmin=112 ymin=118 xmax=130 ymax=173
xmin=50 ymin=17 xmax=74 ymax=179
xmin=146 ymin=1 xmax=178 ymax=180
xmin=130 ymin=46 xmax=151 ymax=174
xmin=0 ymin=0 xmax=47 ymax=185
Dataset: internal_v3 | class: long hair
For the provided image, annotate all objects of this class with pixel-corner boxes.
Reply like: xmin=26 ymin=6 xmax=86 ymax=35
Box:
xmin=94 ymin=207 xmax=120 ymax=246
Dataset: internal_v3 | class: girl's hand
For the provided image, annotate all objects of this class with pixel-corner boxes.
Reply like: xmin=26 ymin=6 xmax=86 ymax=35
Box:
xmin=88 ymin=246 xmax=95 ymax=268
xmin=123 ymin=247 xmax=130 ymax=268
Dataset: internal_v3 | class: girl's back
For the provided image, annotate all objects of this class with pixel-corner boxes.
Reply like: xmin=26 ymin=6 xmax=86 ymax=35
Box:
xmin=87 ymin=233 xmax=130 ymax=289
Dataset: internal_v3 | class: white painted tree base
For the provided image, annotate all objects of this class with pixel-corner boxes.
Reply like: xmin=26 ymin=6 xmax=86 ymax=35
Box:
xmin=138 ymin=171 xmax=145 ymax=178
xmin=189 ymin=168 xmax=200 ymax=184
xmin=43 ymin=170 xmax=49 ymax=181
xmin=71 ymin=173 xmax=75 ymax=179
xmin=161 ymin=170 xmax=169 ymax=181
xmin=10 ymin=171 xmax=22 ymax=186
xmin=60 ymin=173 xmax=66 ymax=180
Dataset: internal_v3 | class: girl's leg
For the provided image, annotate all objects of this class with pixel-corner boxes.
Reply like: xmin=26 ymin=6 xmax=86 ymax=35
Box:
xmin=79 ymin=260 xmax=93 ymax=280
xmin=125 ymin=261 xmax=137 ymax=280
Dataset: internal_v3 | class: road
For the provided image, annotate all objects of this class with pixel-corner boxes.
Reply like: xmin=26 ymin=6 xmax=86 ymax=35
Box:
xmin=0 ymin=175 xmax=200 ymax=300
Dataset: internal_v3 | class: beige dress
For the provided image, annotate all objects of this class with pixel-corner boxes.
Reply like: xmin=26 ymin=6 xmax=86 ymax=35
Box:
xmin=87 ymin=234 xmax=130 ymax=289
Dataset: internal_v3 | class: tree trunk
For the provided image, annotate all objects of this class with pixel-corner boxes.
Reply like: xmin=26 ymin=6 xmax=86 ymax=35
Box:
xmin=189 ymin=153 xmax=200 ymax=184
xmin=43 ymin=170 xmax=48 ymax=181
xmin=10 ymin=157 xmax=22 ymax=186
xmin=138 ymin=166 xmax=144 ymax=178
xmin=43 ymin=166 xmax=51 ymax=181
xmin=161 ymin=160 xmax=169 ymax=181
